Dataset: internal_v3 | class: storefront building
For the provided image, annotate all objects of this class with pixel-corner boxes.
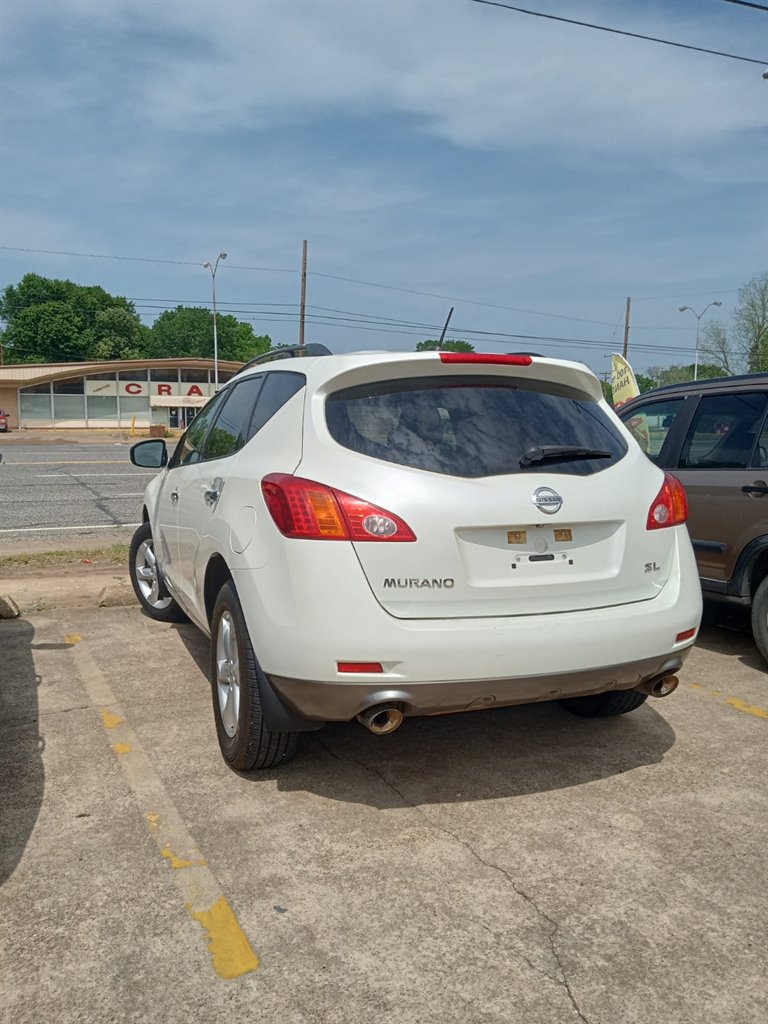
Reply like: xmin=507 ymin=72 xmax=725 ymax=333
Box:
xmin=0 ymin=358 xmax=244 ymax=429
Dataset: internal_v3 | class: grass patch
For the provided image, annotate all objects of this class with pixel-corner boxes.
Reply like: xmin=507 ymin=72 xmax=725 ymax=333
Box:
xmin=0 ymin=543 xmax=130 ymax=570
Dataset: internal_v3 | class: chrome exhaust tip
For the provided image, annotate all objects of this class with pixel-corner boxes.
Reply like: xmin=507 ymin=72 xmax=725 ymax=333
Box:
xmin=651 ymin=674 xmax=679 ymax=697
xmin=356 ymin=704 xmax=404 ymax=735
xmin=637 ymin=674 xmax=680 ymax=698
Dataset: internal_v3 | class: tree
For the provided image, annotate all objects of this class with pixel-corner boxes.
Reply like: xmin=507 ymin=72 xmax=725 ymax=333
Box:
xmin=82 ymin=307 xmax=149 ymax=361
xmin=3 ymin=301 xmax=83 ymax=362
xmin=687 ymin=273 xmax=767 ymax=377
xmin=701 ymin=320 xmax=740 ymax=376
xmin=647 ymin=363 xmax=725 ymax=388
xmin=0 ymin=273 xmax=145 ymax=363
xmin=147 ymin=306 xmax=271 ymax=362
xmin=636 ymin=373 xmax=657 ymax=393
xmin=416 ymin=339 xmax=475 ymax=352
xmin=733 ymin=273 xmax=768 ymax=373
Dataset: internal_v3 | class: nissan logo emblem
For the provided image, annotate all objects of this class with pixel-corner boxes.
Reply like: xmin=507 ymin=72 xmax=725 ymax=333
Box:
xmin=532 ymin=487 xmax=563 ymax=515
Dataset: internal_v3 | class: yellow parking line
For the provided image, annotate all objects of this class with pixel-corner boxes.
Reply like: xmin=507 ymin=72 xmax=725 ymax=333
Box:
xmin=726 ymin=697 xmax=768 ymax=720
xmin=66 ymin=634 xmax=260 ymax=979
xmin=685 ymin=682 xmax=767 ymax=721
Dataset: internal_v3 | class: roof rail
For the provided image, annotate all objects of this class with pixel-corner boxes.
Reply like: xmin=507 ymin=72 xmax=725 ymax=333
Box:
xmin=240 ymin=343 xmax=332 ymax=373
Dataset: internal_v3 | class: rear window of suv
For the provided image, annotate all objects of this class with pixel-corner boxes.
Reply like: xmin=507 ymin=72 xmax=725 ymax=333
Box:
xmin=326 ymin=375 xmax=627 ymax=478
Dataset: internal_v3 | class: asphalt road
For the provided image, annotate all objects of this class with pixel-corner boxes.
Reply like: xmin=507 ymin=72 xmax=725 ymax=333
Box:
xmin=1 ymin=603 xmax=766 ymax=1024
xmin=0 ymin=443 xmax=151 ymax=538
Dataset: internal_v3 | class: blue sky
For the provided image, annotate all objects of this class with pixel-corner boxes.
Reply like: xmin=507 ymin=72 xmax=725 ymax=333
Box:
xmin=1 ymin=0 xmax=766 ymax=376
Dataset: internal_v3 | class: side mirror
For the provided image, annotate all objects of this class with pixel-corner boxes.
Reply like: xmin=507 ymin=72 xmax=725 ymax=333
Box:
xmin=130 ymin=439 xmax=168 ymax=468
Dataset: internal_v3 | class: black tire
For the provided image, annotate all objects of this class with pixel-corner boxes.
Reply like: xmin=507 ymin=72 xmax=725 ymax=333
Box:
xmin=751 ymin=575 xmax=768 ymax=663
xmin=128 ymin=522 xmax=187 ymax=623
xmin=559 ymin=689 xmax=648 ymax=718
xmin=210 ymin=580 xmax=300 ymax=770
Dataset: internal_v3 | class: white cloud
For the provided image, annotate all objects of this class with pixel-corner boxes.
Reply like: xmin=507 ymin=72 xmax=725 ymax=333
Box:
xmin=4 ymin=0 xmax=764 ymax=180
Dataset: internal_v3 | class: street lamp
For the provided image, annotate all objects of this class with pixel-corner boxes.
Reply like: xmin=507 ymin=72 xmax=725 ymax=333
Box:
xmin=202 ymin=252 xmax=227 ymax=390
xmin=678 ymin=301 xmax=722 ymax=381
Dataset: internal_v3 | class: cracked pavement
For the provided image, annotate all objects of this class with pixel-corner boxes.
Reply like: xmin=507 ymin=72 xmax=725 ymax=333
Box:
xmin=1 ymin=605 xmax=766 ymax=1024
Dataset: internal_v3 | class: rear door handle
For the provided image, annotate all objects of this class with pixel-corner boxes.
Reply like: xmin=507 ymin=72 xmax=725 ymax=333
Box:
xmin=742 ymin=485 xmax=768 ymax=495
xmin=170 ymin=489 xmax=179 ymax=505
xmin=204 ymin=478 xmax=224 ymax=506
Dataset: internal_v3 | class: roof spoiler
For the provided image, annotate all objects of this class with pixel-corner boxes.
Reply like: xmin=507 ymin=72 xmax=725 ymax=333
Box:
xmin=240 ymin=343 xmax=332 ymax=373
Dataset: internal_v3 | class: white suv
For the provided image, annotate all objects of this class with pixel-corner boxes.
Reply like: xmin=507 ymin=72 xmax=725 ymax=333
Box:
xmin=129 ymin=347 xmax=702 ymax=770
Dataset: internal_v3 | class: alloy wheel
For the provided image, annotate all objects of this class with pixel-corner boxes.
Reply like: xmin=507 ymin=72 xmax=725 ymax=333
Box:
xmin=216 ymin=610 xmax=241 ymax=738
xmin=134 ymin=539 xmax=172 ymax=611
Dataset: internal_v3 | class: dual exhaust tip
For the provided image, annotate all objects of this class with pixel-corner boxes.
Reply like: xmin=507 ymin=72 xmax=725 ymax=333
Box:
xmin=357 ymin=675 xmax=680 ymax=735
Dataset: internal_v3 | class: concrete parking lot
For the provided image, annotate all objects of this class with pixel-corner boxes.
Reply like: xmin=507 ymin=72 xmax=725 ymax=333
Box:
xmin=1 ymin=601 xmax=766 ymax=1024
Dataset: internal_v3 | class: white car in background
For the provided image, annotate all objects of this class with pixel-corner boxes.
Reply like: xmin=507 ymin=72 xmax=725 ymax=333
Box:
xmin=129 ymin=346 xmax=702 ymax=770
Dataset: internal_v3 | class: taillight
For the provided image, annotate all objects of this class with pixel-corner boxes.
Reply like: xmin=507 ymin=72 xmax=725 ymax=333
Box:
xmin=647 ymin=473 xmax=688 ymax=530
xmin=261 ymin=474 xmax=416 ymax=541
xmin=438 ymin=352 xmax=533 ymax=366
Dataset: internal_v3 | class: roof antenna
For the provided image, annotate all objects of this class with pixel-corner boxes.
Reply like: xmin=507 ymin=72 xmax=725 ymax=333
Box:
xmin=438 ymin=307 xmax=454 ymax=346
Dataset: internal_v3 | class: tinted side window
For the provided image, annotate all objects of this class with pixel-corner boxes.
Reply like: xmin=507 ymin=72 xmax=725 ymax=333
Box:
xmin=679 ymin=393 xmax=768 ymax=469
xmin=326 ymin=375 xmax=627 ymax=478
xmin=247 ymin=372 xmax=305 ymax=440
xmin=171 ymin=390 xmax=230 ymax=468
xmin=202 ymin=377 xmax=264 ymax=461
xmin=620 ymin=398 xmax=684 ymax=464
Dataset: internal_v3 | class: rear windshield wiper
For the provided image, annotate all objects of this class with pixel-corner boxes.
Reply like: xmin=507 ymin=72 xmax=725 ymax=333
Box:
xmin=520 ymin=444 xmax=612 ymax=467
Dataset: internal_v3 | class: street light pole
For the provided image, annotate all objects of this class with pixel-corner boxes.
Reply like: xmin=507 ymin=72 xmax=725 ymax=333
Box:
xmin=678 ymin=300 xmax=722 ymax=381
xmin=203 ymin=252 xmax=227 ymax=390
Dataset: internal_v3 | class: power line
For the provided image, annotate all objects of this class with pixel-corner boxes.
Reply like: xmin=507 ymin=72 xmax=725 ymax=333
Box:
xmin=2 ymin=246 xmax=198 ymax=267
xmin=722 ymin=1 xmax=768 ymax=12
xmin=470 ymin=0 xmax=767 ymax=65
xmin=0 ymin=243 xmax=624 ymax=327
xmin=635 ymin=288 xmax=740 ymax=300
xmin=0 ymin=246 xmax=295 ymax=274
xmin=306 ymin=269 xmax=620 ymax=325
xmin=123 ymin=294 xmax=698 ymax=332
xmin=0 ymin=244 xmax=731 ymax=333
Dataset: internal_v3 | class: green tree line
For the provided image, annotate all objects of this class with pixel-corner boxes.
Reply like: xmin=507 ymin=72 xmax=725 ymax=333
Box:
xmin=0 ymin=273 xmax=272 ymax=364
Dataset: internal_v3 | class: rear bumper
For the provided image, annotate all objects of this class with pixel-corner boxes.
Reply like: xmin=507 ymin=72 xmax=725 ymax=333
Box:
xmin=231 ymin=524 xmax=702 ymax=723
xmin=268 ymin=651 xmax=689 ymax=722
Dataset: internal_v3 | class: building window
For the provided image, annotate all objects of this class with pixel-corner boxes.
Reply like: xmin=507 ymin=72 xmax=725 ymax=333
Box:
xmin=151 ymin=369 xmax=179 ymax=382
xmin=181 ymin=369 xmax=209 ymax=383
xmin=20 ymin=387 xmax=53 ymax=423
xmin=53 ymin=377 xmax=85 ymax=395
xmin=87 ymin=395 xmax=119 ymax=424
xmin=118 ymin=369 xmax=149 ymax=382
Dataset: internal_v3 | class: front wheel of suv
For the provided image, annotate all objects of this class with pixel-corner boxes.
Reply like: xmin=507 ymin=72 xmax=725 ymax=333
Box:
xmin=559 ymin=689 xmax=648 ymax=718
xmin=210 ymin=581 xmax=300 ymax=770
xmin=129 ymin=522 xmax=187 ymax=622
xmin=751 ymin=576 xmax=768 ymax=663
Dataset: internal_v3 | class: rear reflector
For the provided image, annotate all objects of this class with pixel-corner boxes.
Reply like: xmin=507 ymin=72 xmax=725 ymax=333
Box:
xmin=647 ymin=472 xmax=688 ymax=530
xmin=337 ymin=662 xmax=383 ymax=673
xmin=261 ymin=474 xmax=416 ymax=541
xmin=439 ymin=352 xmax=533 ymax=366
xmin=675 ymin=628 xmax=697 ymax=643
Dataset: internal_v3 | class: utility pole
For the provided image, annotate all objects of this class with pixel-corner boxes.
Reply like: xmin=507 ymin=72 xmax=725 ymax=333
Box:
xmin=299 ymin=239 xmax=308 ymax=347
xmin=622 ymin=296 xmax=631 ymax=360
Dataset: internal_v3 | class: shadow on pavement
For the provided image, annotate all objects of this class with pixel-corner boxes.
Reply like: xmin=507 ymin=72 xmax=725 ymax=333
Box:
xmin=0 ymin=619 xmax=45 ymax=886
xmin=173 ymin=621 xmax=677 ymax=809
xmin=696 ymin=613 xmax=764 ymax=673
xmin=271 ymin=701 xmax=676 ymax=808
